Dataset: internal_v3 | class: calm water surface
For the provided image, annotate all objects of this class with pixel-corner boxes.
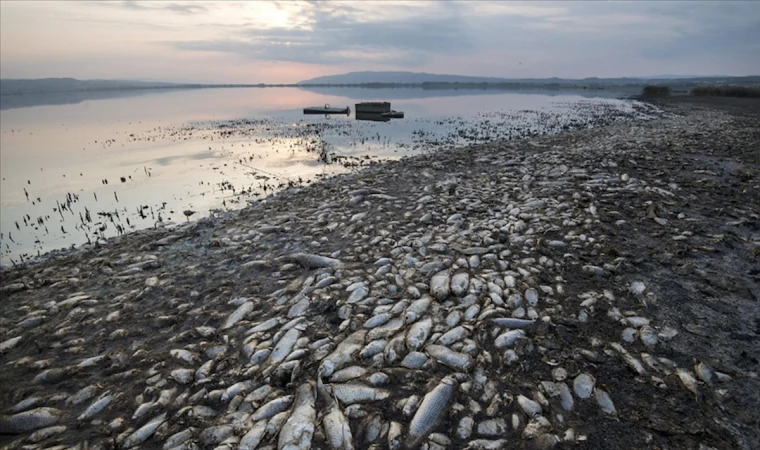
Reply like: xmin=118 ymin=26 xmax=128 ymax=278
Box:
xmin=0 ymin=87 xmax=661 ymax=265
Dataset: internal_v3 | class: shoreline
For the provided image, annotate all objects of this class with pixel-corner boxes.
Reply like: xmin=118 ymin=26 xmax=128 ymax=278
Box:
xmin=1 ymin=97 xmax=759 ymax=449
xmin=0 ymin=98 xmax=666 ymax=269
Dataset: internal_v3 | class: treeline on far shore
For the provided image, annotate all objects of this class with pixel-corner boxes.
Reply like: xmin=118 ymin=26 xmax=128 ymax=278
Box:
xmin=642 ymin=84 xmax=760 ymax=98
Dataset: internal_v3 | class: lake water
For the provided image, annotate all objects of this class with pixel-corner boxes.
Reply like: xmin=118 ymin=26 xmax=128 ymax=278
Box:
xmin=0 ymin=86 xmax=663 ymax=265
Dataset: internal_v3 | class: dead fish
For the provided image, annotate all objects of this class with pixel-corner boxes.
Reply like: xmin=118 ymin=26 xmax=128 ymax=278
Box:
xmin=331 ymin=366 xmax=368 ymax=383
xmin=283 ymin=253 xmax=343 ymax=269
xmin=630 ymin=281 xmax=646 ymax=295
xmin=524 ymin=288 xmax=539 ymax=306
xmin=573 ymin=374 xmax=595 ymax=399
xmin=239 ymin=420 xmax=268 ymax=450
xmin=196 ymin=360 xmax=214 ymax=381
xmin=247 ymin=317 xmax=282 ymax=334
xmin=477 ymin=418 xmax=508 ymax=436
xmin=320 ymin=329 xmax=368 ymax=377
xmin=278 ymin=382 xmax=316 ymax=450
xmin=347 ymin=285 xmax=369 ymax=304
xmin=517 ymin=395 xmax=542 ymax=417
xmin=269 ymin=328 xmax=301 ymax=365
xmin=621 ymin=327 xmax=638 ymax=343
xmin=402 ymin=395 xmax=421 ymax=417
xmin=171 ymin=368 xmax=195 ymax=385
xmin=164 ymin=428 xmax=195 ymax=449
xmin=251 ymin=395 xmax=294 ymax=421
xmin=319 ymin=380 xmax=355 ymax=450
xmin=0 ymin=336 xmax=22 ymax=353
xmin=330 ymin=383 xmax=390 ymax=403
xmin=445 ymin=310 xmax=463 ymax=328
xmin=430 ymin=270 xmax=451 ymax=300
xmin=450 ymin=272 xmax=470 ymax=297
xmin=221 ymin=301 xmax=254 ymax=330
xmin=405 ymin=375 xmax=459 ymax=448
xmin=464 ymin=304 xmax=480 ymax=321
xmin=406 ymin=318 xmax=433 ymax=351
xmin=288 ymin=297 xmax=310 ymax=318
xmin=388 ymin=421 xmax=403 ymax=450
xmin=11 ymin=396 xmax=43 ymax=413
xmin=425 ymin=345 xmax=474 ymax=371
xmin=466 ymin=439 xmax=510 ymax=449
xmin=17 ymin=316 xmax=46 ymax=329
xmin=250 ymin=348 xmax=271 ymax=365
xmin=360 ymin=339 xmax=388 ymax=359
xmin=384 ymin=334 xmax=407 ymax=364
xmin=199 ymin=424 xmax=234 ymax=447
xmin=437 ymin=325 xmax=470 ymax=346
xmin=609 ymin=342 xmax=647 ymax=375
xmin=695 ymin=361 xmax=715 ymax=386
xmin=364 ymin=313 xmax=393 ymax=329
xmin=123 ymin=412 xmax=168 ymax=448
xmin=404 ymin=297 xmax=432 ymax=324
xmin=265 ymin=410 xmax=290 ymax=439
xmin=221 ymin=381 xmax=252 ymax=403
xmin=76 ymin=354 xmax=107 ymax=368
xmin=195 ymin=325 xmax=216 ymax=337
xmin=170 ymin=349 xmax=199 ymax=364
xmin=77 ymin=392 xmax=114 ymax=421
xmin=132 ymin=401 xmax=157 ymax=420
xmin=239 ymin=383 xmax=267 ymax=401
xmin=368 ymin=317 xmax=404 ymax=340
xmin=676 ymin=368 xmax=698 ymax=395
xmin=456 ymin=416 xmax=474 ymax=440
xmin=594 ymin=387 xmax=617 ymax=415
xmin=639 ymin=325 xmax=658 ymax=348
xmin=33 ymin=367 xmax=70 ymax=384
xmin=558 ymin=383 xmax=574 ymax=411
xmin=27 ymin=424 xmax=67 ymax=443
xmin=0 ymin=407 xmax=62 ymax=434
xmin=494 ymin=329 xmax=525 ymax=348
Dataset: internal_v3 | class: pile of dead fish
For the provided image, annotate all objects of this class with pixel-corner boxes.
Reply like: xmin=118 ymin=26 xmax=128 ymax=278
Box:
xmin=0 ymin=105 xmax=746 ymax=450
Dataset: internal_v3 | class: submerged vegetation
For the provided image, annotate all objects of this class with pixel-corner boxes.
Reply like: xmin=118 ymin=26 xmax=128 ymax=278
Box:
xmin=691 ymin=85 xmax=760 ymax=98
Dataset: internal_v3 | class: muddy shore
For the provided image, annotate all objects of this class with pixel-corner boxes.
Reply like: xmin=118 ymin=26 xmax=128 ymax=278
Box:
xmin=1 ymin=97 xmax=758 ymax=449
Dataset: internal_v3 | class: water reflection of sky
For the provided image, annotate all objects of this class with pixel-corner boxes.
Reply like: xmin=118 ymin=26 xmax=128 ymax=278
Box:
xmin=0 ymin=87 xmax=663 ymax=265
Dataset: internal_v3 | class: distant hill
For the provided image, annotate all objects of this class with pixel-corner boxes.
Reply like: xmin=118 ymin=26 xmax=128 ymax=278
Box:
xmin=298 ymin=71 xmax=760 ymax=87
xmin=298 ymin=71 xmax=517 ymax=85
xmin=0 ymin=78 xmax=183 ymax=95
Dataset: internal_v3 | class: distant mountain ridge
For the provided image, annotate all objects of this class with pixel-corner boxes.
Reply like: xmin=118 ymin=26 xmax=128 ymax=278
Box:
xmin=298 ymin=71 xmax=516 ymax=85
xmin=298 ymin=71 xmax=760 ymax=86
xmin=0 ymin=78 xmax=181 ymax=95
xmin=3 ymin=74 xmax=758 ymax=99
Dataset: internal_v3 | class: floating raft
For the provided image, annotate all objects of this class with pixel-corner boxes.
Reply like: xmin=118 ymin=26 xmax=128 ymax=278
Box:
xmin=303 ymin=104 xmax=350 ymax=115
xmin=355 ymin=102 xmax=404 ymax=121
xmin=355 ymin=102 xmax=391 ymax=114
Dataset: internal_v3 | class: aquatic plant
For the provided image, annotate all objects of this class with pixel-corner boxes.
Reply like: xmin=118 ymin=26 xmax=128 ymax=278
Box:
xmin=641 ymin=85 xmax=671 ymax=97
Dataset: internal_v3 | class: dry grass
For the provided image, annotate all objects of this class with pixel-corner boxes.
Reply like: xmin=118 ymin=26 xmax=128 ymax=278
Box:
xmin=692 ymin=86 xmax=760 ymax=98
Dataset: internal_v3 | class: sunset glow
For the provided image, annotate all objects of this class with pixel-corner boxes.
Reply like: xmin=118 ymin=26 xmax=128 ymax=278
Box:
xmin=1 ymin=1 xmax=758 ymax=83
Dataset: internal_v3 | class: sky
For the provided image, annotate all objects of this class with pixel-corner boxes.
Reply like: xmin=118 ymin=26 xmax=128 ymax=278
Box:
xmin=1 ymin=1 xmax=759 ymax=84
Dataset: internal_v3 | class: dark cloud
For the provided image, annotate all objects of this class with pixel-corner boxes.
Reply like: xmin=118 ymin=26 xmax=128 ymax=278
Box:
xmin=461 ymin=1 xmax=760 ymax=74
xmin=162 ymin=3 xmax=208 ymax=15
xmin=41 ymin=0 xmax=759 ymax=79
xmin=170 ymin=1 xmax=472 ymax=66
xmin=114 ymin=1 xmax=208 ymax=15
